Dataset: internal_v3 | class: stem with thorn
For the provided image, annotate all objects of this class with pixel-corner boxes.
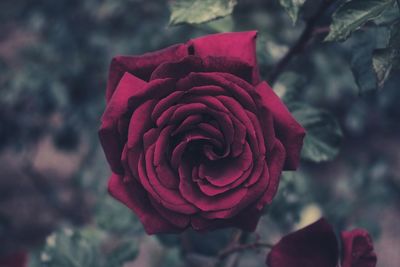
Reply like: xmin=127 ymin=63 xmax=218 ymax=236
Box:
xmin=267 ymin=0 xmax=336 ymax=84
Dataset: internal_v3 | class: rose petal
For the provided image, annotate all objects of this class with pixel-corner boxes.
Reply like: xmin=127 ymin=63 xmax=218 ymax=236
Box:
xmin=184 ymin=85 xmax=227 ymax=96
xmin=266 ymin=218 xmax=339 ymax=267
xmin=150 ymin=55 xmax=253 ymax=83
xmin=198 ymin=142 xmax=253 ymax=187
xmin=127 ymin=78 xmax=177 ymax=111
xmin=172 ymin=114 xmax=203 ymax=136
xmin=201 ymin=161 xmax=267 ymax=219
xmin=255 ymin=82 xmax=305 ymax=170
xmin=146 ymin=145 xmax=197 ymax=213
xmin=122 ymin=99 xmax=157 ymax=178
xmin=182 ymin=94 xmax=230 ymax=113
xmin=188 ymin=31 xmax=260 ymax=84
xmin=150 ymin=56 xmax=203 ymax=80
xmin=153 ymin=126 xmax=179 ymax=189
xmin=138 ymin=150 xmax=198 ymax=214
xmin=99 ymin=72 xmax=148 ymax=174
xmin=108 ymin=173 xmax=179 ymax=234
xmin=149 ymin=196 xmax=190 ymax=229
xmin=256 ymin=139 xmax=286 ymax=208
xmin=178 ymin=72 xmax=257 ymax=112
xmin=341 ymin=229 xmax=377 ymax=267
xmin=195 ymin=161 xmax=252 ymax=196
xmin=170 ymin=131 xmax=224 ymax=169
xmin=169 ymin=103 xmax=234 ymax=147
xmin=156 ymin=104 xmax=182 ymax=128
xmin=178 ymin=162 xmax=248 ymax=211
xmin=106 ymin=44 xmax=188 ymax=101
xmin=151 ymin=91 xmax=185 ymax=122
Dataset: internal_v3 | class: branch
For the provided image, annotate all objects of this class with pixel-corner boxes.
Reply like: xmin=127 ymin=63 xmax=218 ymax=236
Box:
xmin=267 ymin=0 xmax=336 ymax=84
xmin=218 ymin=241 xmax=273 ymax=259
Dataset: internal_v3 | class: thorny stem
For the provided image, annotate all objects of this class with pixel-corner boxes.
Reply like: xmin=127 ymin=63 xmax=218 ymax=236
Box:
xmin=267 ymin=0 xmax=337 ymax=84
xmin=219 ymin=230 xmax=244 ymax=267
xmin=218 ymin=241 xmax=273 ymax=259
xmin=213 ymin=231 xmax=273 ymax=267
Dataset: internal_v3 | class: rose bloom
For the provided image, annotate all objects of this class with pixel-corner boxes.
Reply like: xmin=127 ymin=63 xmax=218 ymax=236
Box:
xmin=266 ymin=218 xmax=377 ymax=267
xmin=99 ymin=31 xmax=305 ymax=234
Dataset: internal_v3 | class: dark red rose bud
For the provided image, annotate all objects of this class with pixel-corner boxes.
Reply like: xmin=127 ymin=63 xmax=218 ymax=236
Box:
xmin=341 ymin=229 xmax=377 ymax=267
xmin=0 ymin=250 xmax=28 ymax=267
xmin=266 ymin=218 xmax=377 ymax=267
xmin=99 ymin=31 xmax=305 ymax=234
xmin=266 ymin=218 xmax=339 ymax=267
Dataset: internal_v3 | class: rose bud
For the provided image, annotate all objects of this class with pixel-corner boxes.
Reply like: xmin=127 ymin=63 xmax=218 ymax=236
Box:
xmin=266 ymin=218 xmax=377 ymax=267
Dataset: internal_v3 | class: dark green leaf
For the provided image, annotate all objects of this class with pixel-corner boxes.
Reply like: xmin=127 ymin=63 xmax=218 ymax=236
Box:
xmin=372 ymin=48 xmax=394 ymax=88
xmin=372 ymin=21 xmax=400 ymax=88
xmin=290 ymin=103 xmax=342 ymax=162
xmin=200 ymin=16 xmax=234 ymax=33
xmin=349 ymin=30 xmax=379 ymax=93
xmin=40 ymin=228 xmax=102 ymax=267
xmin=325 ymin=0 xmax=395 ymax=42
xmin=169 ymin=0 xmax=237 ymax=26
xmin=279 ymin=0 xmax=306 ymax=24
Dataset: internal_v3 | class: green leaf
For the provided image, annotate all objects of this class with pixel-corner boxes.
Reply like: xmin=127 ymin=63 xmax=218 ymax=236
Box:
xmin=372 ymin=21 xmax=400 ymax=88
xmin=349 ymin=30 xmax=379 ymax=93
xmin=201 ymin=16 xmax=234 ymax=33
xmin=169 ymin=0 xmax=237 ymax=26
xmin=290 ymin=103 xmax=342 ymax=162
xmin=325 ymin=0 xmax=395 ymax=42
xmin=279 ymin=0 xmax=306 ymax=24
xmin=372 ymin=48 xmax=394 ymax=88
xmin=40 ymin=228 xmax=103 ymax=267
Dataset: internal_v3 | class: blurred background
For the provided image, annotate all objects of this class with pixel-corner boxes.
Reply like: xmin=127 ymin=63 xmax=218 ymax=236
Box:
xmin=0 ymin=0 xmax=399 ymax=266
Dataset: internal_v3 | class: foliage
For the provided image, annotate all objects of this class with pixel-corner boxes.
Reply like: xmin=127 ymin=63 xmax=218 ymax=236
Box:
xmin=323 ymin=0 xmax=400 ymax=92
xmin=291 ymin=102 xmax=342 ymax=162
xmin=372 ymin=21 xmax=400 ymax=88
xmin=325 ymin=0 xmax=395 ymax=42
xmin=30 ymin=227 xmax=138 ymax=267
xmin=169 ymin=0 xmax=237 ymax=25
xmin=279 ymin=0 xmax=306 ymax=24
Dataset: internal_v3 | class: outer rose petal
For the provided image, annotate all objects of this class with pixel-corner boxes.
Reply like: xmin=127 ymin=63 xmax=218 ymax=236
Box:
xmin=266 ymin=218 xmax=339 ymax=267
xmin=257 ymin=139 xmax=286 ymax=208
xmin=108 ymin=173 xmax=180 ymax=234
xmin=256 ymin=82 xmax=305 ymax=170
xmin=341 ymin=229 xmax=377 ymax=267
xmin=106 ymin=44 xmax=188 ymax=101
xmin=0 ymin=251 xmax=28 ymax=267
xmin=99 ymin=72 xmax=148 ymax=174
xmin=150 ymin=55 xmax=253 ymax=83
xmin=188 ymin=31 xmax=260 ymax=84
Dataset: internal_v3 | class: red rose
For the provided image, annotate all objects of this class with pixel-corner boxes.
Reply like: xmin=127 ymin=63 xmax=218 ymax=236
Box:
xmin=99 ymin=31 xmax=305 ymax=234
xmin=341 ymin=229 xmax=377 ymax=267
xmin=266 ymin=218 xmax=377 ymax=267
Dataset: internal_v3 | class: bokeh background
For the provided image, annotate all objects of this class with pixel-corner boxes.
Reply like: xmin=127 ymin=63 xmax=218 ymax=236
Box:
xmin=0 ymin=0 xmax=399 ymax=266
